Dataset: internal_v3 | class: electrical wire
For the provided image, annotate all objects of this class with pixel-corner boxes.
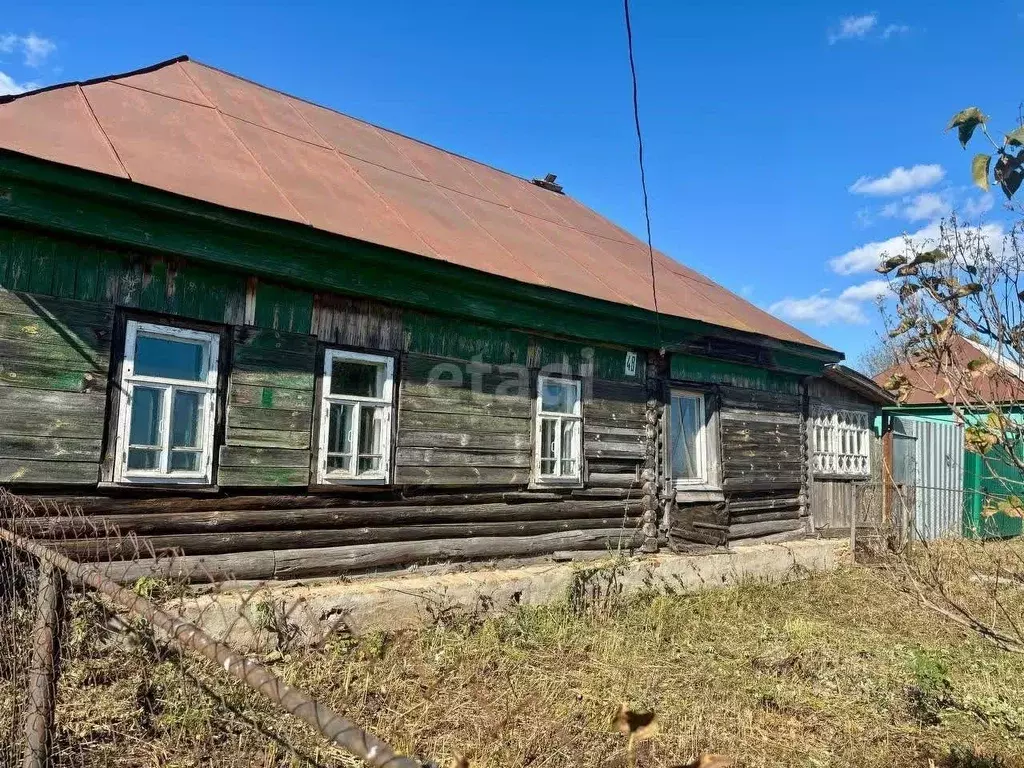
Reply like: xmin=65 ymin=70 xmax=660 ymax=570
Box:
xmin=623 ymin=0 xmax=663 ymax=348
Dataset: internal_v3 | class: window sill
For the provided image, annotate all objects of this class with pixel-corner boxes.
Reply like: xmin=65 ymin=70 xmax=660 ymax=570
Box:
xmin=529 ymin=478 xmax=583 ymax=491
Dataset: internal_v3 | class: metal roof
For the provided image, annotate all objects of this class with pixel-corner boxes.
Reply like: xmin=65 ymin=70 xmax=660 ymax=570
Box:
xmin=0 ymin=56 xmax=830 ymax=350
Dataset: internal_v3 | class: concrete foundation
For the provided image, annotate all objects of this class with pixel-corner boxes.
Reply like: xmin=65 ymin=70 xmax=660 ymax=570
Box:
xmin=178 ymin=539 xmax=848 ymax=650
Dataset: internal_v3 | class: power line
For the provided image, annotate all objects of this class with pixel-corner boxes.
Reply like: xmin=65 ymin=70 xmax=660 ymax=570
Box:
xmin=623 ymin=0 xmax=663 ymax=348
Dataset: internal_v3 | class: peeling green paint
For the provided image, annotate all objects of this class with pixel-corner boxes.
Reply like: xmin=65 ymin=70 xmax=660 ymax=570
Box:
xmin=671 ymin=353 xmax=801 ymax=394
xmin=404 ymin=311 xmax=528 ymax=365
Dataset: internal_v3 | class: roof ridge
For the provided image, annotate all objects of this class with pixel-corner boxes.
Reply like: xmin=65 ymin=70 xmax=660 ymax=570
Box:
xmin=0 ymin=55 xmax=189 ymax=105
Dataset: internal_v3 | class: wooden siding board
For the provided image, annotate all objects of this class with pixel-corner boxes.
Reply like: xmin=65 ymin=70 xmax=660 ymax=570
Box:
xmin=405 ymin=311 xmax=528 ymax=364
xmin=0 ymin=458 xmax=99 ymax=485
xmin=253 ymin=281 xmax=313 ymax=334
xmin=312 ymin=293 xmax=404 ymax=351
xmin=671 ymin=353 xmax=802 ymax=394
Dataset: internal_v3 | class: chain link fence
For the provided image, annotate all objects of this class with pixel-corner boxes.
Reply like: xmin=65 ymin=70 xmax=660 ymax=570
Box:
xmin=0 ymin=491 xmax=434 ymax=768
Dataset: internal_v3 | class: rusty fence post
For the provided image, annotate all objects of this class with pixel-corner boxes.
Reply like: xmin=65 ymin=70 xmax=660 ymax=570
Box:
xmin=22 ymin=559 xmax=64 ymax=768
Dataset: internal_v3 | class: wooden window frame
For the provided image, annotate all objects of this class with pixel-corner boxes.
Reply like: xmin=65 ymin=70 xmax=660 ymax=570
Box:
xmin=532 ymin=375 xmax=583 ymax=486
xmin=668 ymin=388 xmax=721 ymax=493
xmin=113 ymin=320 xmax=220 ymax=486
xmin=315 ymin=348 xmax=395 ymax=485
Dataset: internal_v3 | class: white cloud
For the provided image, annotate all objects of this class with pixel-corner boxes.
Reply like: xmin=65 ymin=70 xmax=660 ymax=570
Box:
xmin=0 ymin=33 xmax=56 ymax=68
xmin=770 ymin=279 xmax=893 ymax=326
xmin=882 ymin=23 xmax=910 ymax=38
xmin=829 ymin=13 xmax=877 ymax=43
xmin=21 ymin=33 xmax=55 ymax=67
xmin=0 ymin=71 xmax=38 ymax=96
xmin=880 ymin=192 xmax=951 ymax=222
xmin=849 ymin=164 xmax=945 ymax=196
xmin=963 ymin=193 xmax=994 ymax=219
xmin=829 ymin=221 xmax=1005 ymax=275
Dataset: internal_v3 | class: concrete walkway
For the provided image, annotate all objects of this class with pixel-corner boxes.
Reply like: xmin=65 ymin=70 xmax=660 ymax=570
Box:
xmin=179 ymin=539 xmax=847 ymax=649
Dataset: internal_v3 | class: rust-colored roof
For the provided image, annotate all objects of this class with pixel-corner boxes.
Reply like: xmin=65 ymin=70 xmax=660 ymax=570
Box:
xmin=0 ymin=57 xmax=830 ymax=350
xmin=874 ymin=335 xmax=1024 ymax=405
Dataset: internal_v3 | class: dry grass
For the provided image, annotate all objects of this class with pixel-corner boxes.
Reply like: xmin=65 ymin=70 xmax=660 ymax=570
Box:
xmin=6 ymin=560 xmax=1024 ymax=767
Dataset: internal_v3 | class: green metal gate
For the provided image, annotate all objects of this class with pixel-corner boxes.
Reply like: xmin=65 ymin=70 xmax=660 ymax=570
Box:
xmin=963 ymin=448 xmax=1024 ymax=539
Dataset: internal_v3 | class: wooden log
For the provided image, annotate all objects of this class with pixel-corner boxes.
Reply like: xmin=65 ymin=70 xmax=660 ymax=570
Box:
xmin=229 ymin=384 xmax=314 ymax=411
xmin=60 ymin=516 xmax=644 ymax=561
xmin=0 ymin=436 xmax=102 ymax=463
xmin=101 ymin=528 xmax=643 ymax=582
xmin=728 ymin=518 xmax=804 ymax=540
xmin=397 ymin=430 xmax=531 ymax=451
xmin=395 ymin=465 xmax=530 ymax=485
xmin=727 ymin=496 xmax=801 ymax=513
xmin=728 ymin=510 xmax=800 ymax=524
xmin=0 ymin=459 xmax=99 ymax=485
xmin=219 ymin=466 xmax=310 ymax=487
xmin=723 ymin=478 xmax=801 ymax=492
xmin=399 ymin=393 xmax=530 ymax=418
xmin=395 ymin=448 xmax=529 ymax=468
xmin=224 ymin=428 xmax=310 ymax=450
xmin=22 ymin=560 xmax=63 ymax=768
xmin=26 ymin=499 xmax=643 ymax=537
xmin=397 ymin=410 xmax=529 ymax=433
xmin=587 ymin=472 xmax=639 ymax=488
xmin=227 ymin=406 xmax=313 ymax=432
xmin=219 ymin=446 xmax=311 ymax=468
xmin=583 ymin=440 xmax=645 ymax=460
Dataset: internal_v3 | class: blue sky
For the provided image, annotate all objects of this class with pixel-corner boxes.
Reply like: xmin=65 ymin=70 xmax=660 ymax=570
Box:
xmin=1 ymin=1 xmax=1020 ymax=365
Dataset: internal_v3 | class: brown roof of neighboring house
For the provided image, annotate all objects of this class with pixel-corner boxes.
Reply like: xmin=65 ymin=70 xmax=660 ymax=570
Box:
xmin=874 ymin=335 xmax=1024 ymax=405
xmin=0 ymin=57 xmax=830 ymax=351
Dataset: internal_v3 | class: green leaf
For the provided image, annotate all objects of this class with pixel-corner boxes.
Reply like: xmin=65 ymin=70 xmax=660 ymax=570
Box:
xmin=1006 ymin=127 xmax=1024 ymax=147
xmin=946 ymin=107 xmax=987 ymax=148
xmin=971 ymin=154 xmax=991 ymax=191
xmin=1001 ymin=168 xmax=1023 ymax=200
xmin=876 ymin=254 xmax=908 ymax=274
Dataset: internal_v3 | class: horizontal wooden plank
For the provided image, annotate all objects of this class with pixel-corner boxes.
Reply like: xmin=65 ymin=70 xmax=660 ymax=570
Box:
xmin=231 ymin=365 xmax=315 ymax=392
xmin=397 ymin=410 xmax=528 ymax=433
xmin=397 ymin=430 xmax=531 ymax=452
xmin=396 ymin=447 xmax=530 ymax=468
xmin=0 ymin=336 xmax=109 ymax=373
xmin=0 ymin=289 xmax=114 ymax=325
xmin=584 ymin=399 xmax=648 ymax=421
xmin=218 ymin=465 xmax=310 ymax=486
xmin=583 ymin=424 xmax=645 ymax=439
xmin=720 ymin=408 xmax=801 ymax=425
xmin=61 ymin=516 xmax=644 ymax=560
xmin=225 ymin=428 xmax=310 ymax=450
xmin=590 ymin=379 xmax=647 ymax=403
xmin=584 ymin=440 xmax=646 ymax=459
xmin=0 ymin=458 xmax=98 ymax=485
xmin=0 ymin=389 xmax=106 ymax=438
xmin=588 ymin=472 xmax=640 ymax=488
xmin=723 ymin=477 xmax=801 ymax=492
xmin=0 ymin=360 xmax=105 ymax=393
xmin=102 ymin=528 xmax=643 ymax=582
xmin=227 ymin=405 xmax=313 ymax=432
xmin=218 ymin=446 xmax=311 ymax=468
xmin=0 ymin=312 xmax=111 ymax=350
xmin=399 ymin=392 xmax=530 ymax=418
xmin=394 ymin=465 xmax=531 ymax=485
xmin=0 ymin=435 xmax=102 ymax=462
xmin=25 ymin=499 xmax=643 ymax=537
xmin=233 ymin=326 xmax=318 ymax=356
xmin=229 ymin=384 xmax=314 ymax=411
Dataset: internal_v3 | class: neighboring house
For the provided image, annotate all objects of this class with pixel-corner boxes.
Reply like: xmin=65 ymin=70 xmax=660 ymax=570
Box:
xmin=0 ymin=57 xmax=842 ymax=580
xmin=875 ymin=335 xmax=1024 ymax=540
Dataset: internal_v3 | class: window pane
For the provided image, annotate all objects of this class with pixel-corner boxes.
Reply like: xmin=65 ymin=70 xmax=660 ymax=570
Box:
xmin=540 ymin=379 xmax=577 ymax=414
xmin=356 ymin=406 xmax=383 ymax=474
xmin=331 ymin=360 xmax=384 ymax=398
xmin=540 ymin=417 xmax=557 ymax=475
xmin=135 ymin=334 xmax=206 ymax=381
xmin=671 ymin=395 xmax=702 ymax=480
xmin=129 ymin=387 xmax=163 ymax=447
xmin=327 ymin=403 xmax=353 ymax=457
xmin=169 ymin=451 xmax=200 ymax=472
xmin=171 ymin=391 xmax=202 ymax=449
xmin=560 ymin=420 xmax=578 ymax=476
xmin=327 ymin=455 xmax=350 ymax=471
xmin=127 ymin=448 xmax=160 ymax=470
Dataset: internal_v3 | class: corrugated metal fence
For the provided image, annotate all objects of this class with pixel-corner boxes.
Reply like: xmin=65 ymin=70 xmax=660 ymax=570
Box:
xmin=891 ymin=415 xmax=965 ymax=541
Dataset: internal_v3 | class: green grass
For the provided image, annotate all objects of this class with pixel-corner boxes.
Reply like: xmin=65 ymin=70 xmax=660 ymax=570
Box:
xmin=5 ymin=564 xmax=1024 ymax=767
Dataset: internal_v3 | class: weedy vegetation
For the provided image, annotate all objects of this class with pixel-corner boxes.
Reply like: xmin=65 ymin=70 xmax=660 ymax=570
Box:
xmin=4 ymin=556 xmax=1024 ymax=767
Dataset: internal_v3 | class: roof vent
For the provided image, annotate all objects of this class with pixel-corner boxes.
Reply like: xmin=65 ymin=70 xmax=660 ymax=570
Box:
xmin=531 ymin=173 xmax=564 ymax=194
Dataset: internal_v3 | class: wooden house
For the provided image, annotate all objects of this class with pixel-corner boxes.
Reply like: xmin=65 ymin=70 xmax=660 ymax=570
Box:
xmin=0 ymin=58 xmax=843 ymax=580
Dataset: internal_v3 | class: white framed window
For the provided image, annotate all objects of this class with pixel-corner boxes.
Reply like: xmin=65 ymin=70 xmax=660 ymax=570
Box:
xmin=316 ymin=349 xmax=394 ymax=485
xmin=534 ymin=376 xmax=582 ymax=484
xmin=114 ymin=321 xmax=220 ymax=485
xmin=669 ymin=389 xmax=718 ymax=490
xmin=811 ymin=407 xmax=870 ymax=477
